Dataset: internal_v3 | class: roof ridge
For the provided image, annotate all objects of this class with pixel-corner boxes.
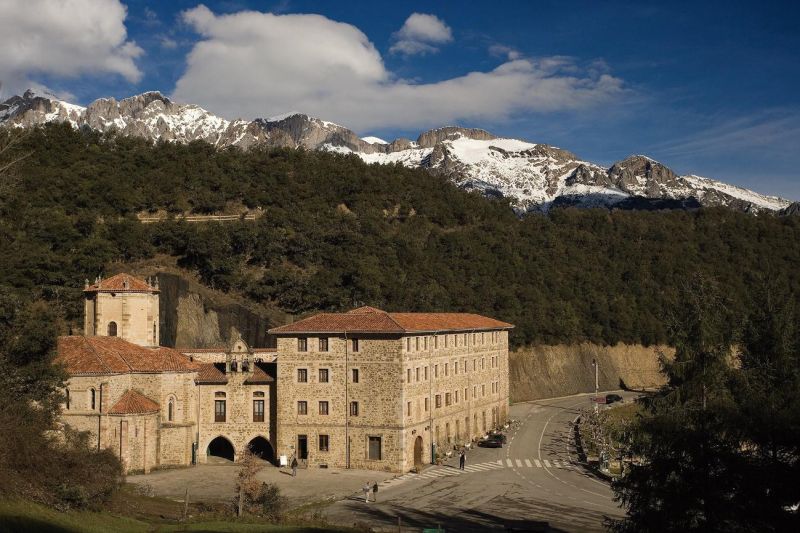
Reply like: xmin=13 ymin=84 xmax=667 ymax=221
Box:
xmin=85 ymin=336 xmax=115 ymax=373
xmin=383 ymin=312 xmax=407 ymax=332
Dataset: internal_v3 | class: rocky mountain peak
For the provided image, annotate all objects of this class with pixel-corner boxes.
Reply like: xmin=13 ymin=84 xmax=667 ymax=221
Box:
xmin=416 ymin=126 xmax=496 ymax=148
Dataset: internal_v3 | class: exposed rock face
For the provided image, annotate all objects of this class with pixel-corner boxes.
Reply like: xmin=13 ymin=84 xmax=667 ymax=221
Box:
xmin=1 ymin=90 xmax=793 ymax=213
xmin=780 ymin=202 xmax=800 ymax=216
xmin=509 ymin=343 xmax=670 ymax=401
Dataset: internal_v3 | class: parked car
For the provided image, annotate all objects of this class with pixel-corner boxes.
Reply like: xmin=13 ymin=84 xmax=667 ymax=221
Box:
xmin=605 ymin=393 xmax=623 ymax=404
xmin=488 ymin=431 xmax=507 ymax=443
xmin=478 ymin=435 xmax=504 ymax=448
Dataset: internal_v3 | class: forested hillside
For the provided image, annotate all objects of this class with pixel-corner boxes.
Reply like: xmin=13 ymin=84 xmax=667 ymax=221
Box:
xmin=2 ymin=124 xmax=799 ymax=347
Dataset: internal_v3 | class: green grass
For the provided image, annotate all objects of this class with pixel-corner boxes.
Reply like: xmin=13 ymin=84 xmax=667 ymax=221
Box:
xmin=0 ymin=498 xmax=352 ymax=533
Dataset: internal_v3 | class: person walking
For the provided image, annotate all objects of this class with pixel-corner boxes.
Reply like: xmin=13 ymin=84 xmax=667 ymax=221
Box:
xmin=291 ymin=456 xmax=298 ymax=477
xmin=372 ymin=481 xmax=379 ymax=503
xmin=459 ymin=449 xmax=466 ymax=470
xmin=363 ymin=482 xmax=371 ymax=503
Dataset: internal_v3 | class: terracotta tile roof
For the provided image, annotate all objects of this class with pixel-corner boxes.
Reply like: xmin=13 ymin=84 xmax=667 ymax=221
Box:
xmin=179 ymin=347 xmax=277 ymax=354
xmin=108 ymin=389 xmax=160 ymax=415
xmin=195 ymin=363 xmax=228 ymax=384
xmin=245 ymin=363 xmax=276 ymax=384
xmin=253 ymin=348 xmax=277 ymax=353
xmin=84 ymin=273 xmax=157 ymax=293
xmin=56 ymin=336 xmax=199 ymax=375
xmin=269 ymin=307 xmax=513 ymax=334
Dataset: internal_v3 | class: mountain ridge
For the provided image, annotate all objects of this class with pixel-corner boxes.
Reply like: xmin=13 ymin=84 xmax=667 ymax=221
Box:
xmin=0 ymin=89 xmax=792 ymax=213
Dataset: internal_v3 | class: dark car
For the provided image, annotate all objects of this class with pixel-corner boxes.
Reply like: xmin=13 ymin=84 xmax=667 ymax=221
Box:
xmin=488 ymin=431 xmax=507 ymax=443
xmin=477 ymin=436 xmax=503 ymax=448
xmin=605 ymin=393 xmax=623 ymax=404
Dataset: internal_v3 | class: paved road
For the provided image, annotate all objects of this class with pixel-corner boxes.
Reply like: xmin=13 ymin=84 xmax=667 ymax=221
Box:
xmin=325 ymin=392 xmax=636 ymax=532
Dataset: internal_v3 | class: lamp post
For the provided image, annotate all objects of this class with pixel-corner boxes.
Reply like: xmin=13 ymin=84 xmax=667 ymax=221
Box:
xmin=592 ymin=358 xmax=599 ymax=413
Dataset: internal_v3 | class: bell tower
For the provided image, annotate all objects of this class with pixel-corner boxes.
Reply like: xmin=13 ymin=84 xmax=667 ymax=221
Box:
xmin=84 ymin=273 xmax=160 ymax=347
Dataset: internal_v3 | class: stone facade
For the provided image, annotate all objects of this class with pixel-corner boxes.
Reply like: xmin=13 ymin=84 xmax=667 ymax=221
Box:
xmin=58 ymin=274 xmax=513 ymax=475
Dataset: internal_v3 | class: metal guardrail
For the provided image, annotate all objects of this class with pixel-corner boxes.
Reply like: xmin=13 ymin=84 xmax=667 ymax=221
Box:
xmin=138 ymin=213 xmax=259 ymax=224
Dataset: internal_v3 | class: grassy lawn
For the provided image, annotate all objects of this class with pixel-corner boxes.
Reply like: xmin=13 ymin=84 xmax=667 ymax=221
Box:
xmin=0 ymin=487 xmax=353 ymax=533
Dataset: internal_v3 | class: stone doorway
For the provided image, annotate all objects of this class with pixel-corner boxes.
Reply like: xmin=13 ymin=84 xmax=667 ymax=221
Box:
xmin=247 ymin=436 xmax=275 ymax=464
xmin=207 ymin=436 xmax=235 ymax=462
xmin=413 ymin=435 xmax=424 ymax=471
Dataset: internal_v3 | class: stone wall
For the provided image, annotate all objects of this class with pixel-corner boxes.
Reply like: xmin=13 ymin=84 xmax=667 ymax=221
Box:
xmin=85 ymin=291 xmax=159 ymax=346
xmin=509 ymin=343 xmax=670 ymax=402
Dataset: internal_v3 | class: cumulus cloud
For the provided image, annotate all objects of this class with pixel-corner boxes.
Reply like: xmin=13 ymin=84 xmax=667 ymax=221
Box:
xmin=0 ymin=0 xmax=142 ymax=98
xmin=390 ymin=13 xmax=453 ymax=56
xmin=489 ymin=44 xmax=522 ymax=61
xmin=173 ymin=6 xmax=624 ymax=131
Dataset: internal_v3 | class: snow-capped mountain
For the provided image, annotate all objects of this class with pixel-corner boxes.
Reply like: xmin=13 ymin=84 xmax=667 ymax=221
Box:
xmin=0 ymin=90 xmax=792 ymax=213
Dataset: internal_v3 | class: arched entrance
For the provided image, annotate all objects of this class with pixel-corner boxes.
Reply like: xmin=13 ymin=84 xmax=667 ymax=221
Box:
xmin=413 ymin=436 xmax=423 ymax=471
xmin=207 ymin=436 xmax=235 ymax=462
xmin=247 ymin=436 xmax=275 ymax=463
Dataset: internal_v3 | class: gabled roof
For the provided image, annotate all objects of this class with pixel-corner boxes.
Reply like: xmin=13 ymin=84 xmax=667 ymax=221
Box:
xmin=269 ymin=307 xmax=513 ymax=335
xmin=195 ymin=363 xmax=228 ymax=384
xmin=108 ymin=389 xmax=160 ymax=415
xmin=245 ymin=363 xmax=276 ymax=385
xmin=84 ymin=273 xmax=157 ymax=293
xmin=56 ymin=336 xmax=199 ymax=375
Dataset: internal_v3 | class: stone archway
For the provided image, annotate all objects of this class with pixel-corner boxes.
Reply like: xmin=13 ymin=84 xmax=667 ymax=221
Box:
xmin=413 ymin=435 xmax=424 ymax=471
xmin=207 ymin=436 xmax=235 ymax=462
xmin=247 ymin=436 xmax=275 ymax=464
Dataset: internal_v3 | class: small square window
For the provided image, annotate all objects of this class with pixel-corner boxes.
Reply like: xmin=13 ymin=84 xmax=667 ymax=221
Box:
xmin=407 ymin=368 xmax=411 ymax=383
xmin=352 ymin=338 xmax=359 ymax=352
xmin=298 ymin=338 xmax=307 ymax=352
xmin=319 ymin=337 xmax=329 ymax=352
xmin=319 ymin=401 xmax=329 ymax=415
xmin=319 ymin=434 xmax=329 ymax=452
xmin=350 ymin=401 xmax=359 ymax=416
xmin=297 ymin=401 xmax=307 ymax=415
xmin=424 ymin=397 xmax=429 ymax=411
xmin=352 ymin=368 xmax=359 ymax=383
xmin=435 ymin=394 xmax=442 ymax=408
xmin=297 ymin=368 xmax=308 ymax=383
xmin=407 ymin=401 xmax=412 ymax=416
xmin=319 ymin=368 xmax=329 ymax=383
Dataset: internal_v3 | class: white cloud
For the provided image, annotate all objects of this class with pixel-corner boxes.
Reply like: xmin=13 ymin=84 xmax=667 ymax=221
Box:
xmin=390 ymin=13 xmax=453 ymax=56
xmin=0 ymin=0 xmax=143 ymax=97
xmin=173 ymin=6 xmax=624 ymax=131
xmin=489 ymin=44 xmax=522 ymax=61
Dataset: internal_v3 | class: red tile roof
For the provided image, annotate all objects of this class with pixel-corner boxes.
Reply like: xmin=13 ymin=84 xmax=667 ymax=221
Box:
xmin=245 ymin=364 xmax=275 ymax=384
xmin=84 ymin=273 xmax=157 ymax=293
xmin=56 ymin=336 xmax=199 ymax=375
xmin=269 ymin=307 xmax=513 ymax=334
xmin=108 ymin=389 xmax=160 ymax=415
xmin=195 ymin=363 xmax=228 ymax=384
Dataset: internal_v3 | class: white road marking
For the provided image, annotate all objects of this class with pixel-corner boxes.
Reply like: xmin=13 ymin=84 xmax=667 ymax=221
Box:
xmin=524 ymin=459 xmax=532 ymax=467
xmin=497 ymin=459 xmax=503 ymax=466
xmin=543 ymin=460 xmax=552 ymax=468
xmin=534 ymin=459 xmax=542 ymax=468
xmin=515 ymin=459 xmax=523 ymax=467
xmin=506 ymin=459 xmax=513 ymax=467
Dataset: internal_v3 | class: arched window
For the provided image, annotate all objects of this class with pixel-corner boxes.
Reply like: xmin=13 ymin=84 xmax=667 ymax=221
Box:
xmin=107 ymin=321 xmax=117 ymax=337
xmin=153 ymin=322 xmax=157 ymax=343
xmin=65 ymin=389 xmax=70 ymax=410
xmin=90 ymin=388 xmax=96 ymax=410
xmin=168 ymin=398 xmax=174 ymax=422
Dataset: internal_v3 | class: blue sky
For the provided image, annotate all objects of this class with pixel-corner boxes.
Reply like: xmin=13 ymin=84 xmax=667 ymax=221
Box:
xmin=1 ymin=1 xmax=798 ymax=199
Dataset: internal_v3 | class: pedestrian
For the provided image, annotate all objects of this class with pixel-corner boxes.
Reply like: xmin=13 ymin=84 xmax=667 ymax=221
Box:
xmin=291 ymin=456 xmax=298 ymax=477
xmin=363 ymin=482 xmax=371 ymax=503
xmin=372 ymin=481 xmax=379 ymax=502
xmin=459 ymin=449 xmax=466 ymax=470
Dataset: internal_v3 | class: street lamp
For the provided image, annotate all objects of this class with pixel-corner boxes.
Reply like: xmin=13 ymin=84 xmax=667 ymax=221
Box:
xmin=591 ymin=358 xmax=599 ymax=413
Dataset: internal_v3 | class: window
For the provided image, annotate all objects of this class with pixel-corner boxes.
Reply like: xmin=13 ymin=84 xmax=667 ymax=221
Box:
xmin=455 ymin=390 xmax=459 ymax=403
xmin=473 ymin=359 xmax=477 ymax=371
xmin=168 ymin=398 xmax=174 ymax=421
xmin=445 ymin=392 xmax=451 ymax=406
xmin=253 ymin=399 xmax=265 ymax=422
xmin=297 ymin=338 xmax=308 ymax=352
xmin=434 ymin=336 xmax=438 ymax=349
xmin=416 ymin=337 xmax=420 ymax=351
xmin=407 ymin=401 xmax=412 ymax=416
xmin=352 ymin=368 xmax=359 ymax=383
xmin=463 ymin=360 xmax=467 ymax=372
xmin=464 ymin=387 xmax=468 ymax=401
xmin=473 ymin=385 xmax=477 ymax=398
xmin=482 ymin=384 xmax=486 ymax=397
xmin=424 ymin=337 xmax=428 ymax=350
xmin=297 ymin=401 xmax=307 ymax=415
xmin=481 ymin=332 xmax=485 ymax=344
xmin=153 ymin=322 xmax=157 ymax=342
xmin=319 ymin=368 xmax=329 ymax=383
xmin=368 ymin=436 xmax=382 ymax=460
xmin=406 ymin=338 xmax=411 ymax=351
xmin=297 ymin=368 xmax=308 ymax=383
xmin=444 ymin=335 xmax=449 ymax=348
xmin=319 ymin=338 xmax=329 ymax=352
xmin=464 ymin=333 xmax=468 ymax=346
xmin=350 ymin=401 xmax=359 ymax=416
xmin=445 ymin=363 xmax=449 ymax=377
xmin=65 ymin=389 xmax=70 ymax=410
xmin=319 ymin=434 xmax=329 ymax=452
xmin=90 ymin=388 xmax=96 ymax=410
xmin=319 ymin=401 xmax=329 ymax=415
xmin=424 ymin=366 xmax=428 ymax=380
xmin=107 ymin=322 xmax=117 ymax=336
xmin=473 ymin=333 xmax=477 ymax=345
xmin=424 ymin=397 xmax=429 ymax=411
xmin=482 ymin=358 xmax=485 ymax=370
xmin=453 ymin=360 xmax=458 ymax=375
xmin=351 ymin=338 xmax=359 ymax=352
xmin=214 ymin=400 xmax=226 ymax=422
xmin=434 ymin=364 xmax=438 ymax=378
xmin=415 ymin=367 xmax=420 ymax=382
xmin=435 ymin=394 xmax=442 ymax=408
xmin=407 ymin=368 xmax=411 ymax=383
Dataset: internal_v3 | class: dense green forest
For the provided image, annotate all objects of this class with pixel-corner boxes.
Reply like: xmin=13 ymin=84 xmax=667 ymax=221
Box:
xmin=1 ymin=124 xmax=799 ymax=347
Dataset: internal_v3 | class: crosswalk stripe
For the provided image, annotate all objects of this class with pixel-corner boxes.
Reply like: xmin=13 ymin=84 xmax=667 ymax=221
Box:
xmin=524 ymin=459 xmax=532 ymax=467
xmin=515 ymin=459 xmax=523 ymax=467
xmin=543 ymin=460 xmax=552 ymax=468
xmin=506 ymin=459 xmax=513 ymax=467
xmin=466 ymin=464 xmax=492 ymax=471
xmin=534 ymin=459 xmax=542 ymax=467
xmin=497 ymin=459 xmax=503 ymax=466
xmin=552 ymin=460 xmax=561 ymax=468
